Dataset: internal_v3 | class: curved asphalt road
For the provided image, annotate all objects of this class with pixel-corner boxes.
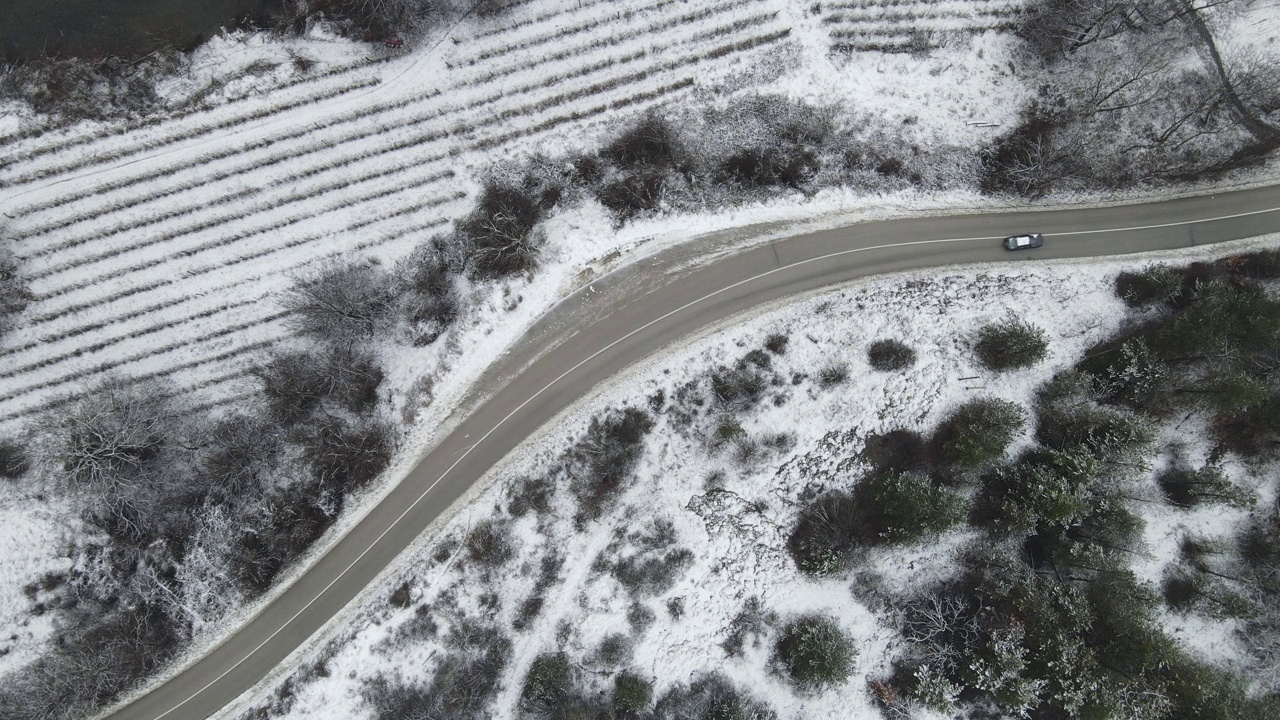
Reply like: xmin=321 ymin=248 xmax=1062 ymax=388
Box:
xmin=101 ymin=185 xmax=1280 ymax=720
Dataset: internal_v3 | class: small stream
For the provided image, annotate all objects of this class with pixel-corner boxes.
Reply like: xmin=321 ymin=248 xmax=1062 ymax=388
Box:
xmin=1 ymin=0 xmax=282 ymax=62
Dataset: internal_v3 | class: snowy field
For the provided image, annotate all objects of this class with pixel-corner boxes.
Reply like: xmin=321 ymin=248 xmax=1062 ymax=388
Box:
xmin=225 ymin=234 xmax=1280 ymax=720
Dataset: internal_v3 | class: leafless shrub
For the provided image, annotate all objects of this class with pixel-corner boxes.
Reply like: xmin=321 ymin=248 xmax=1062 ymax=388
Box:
xmin=567 ymin=407 xmax=655 ymax=524
xmin=0 ymin=243 xmax=31 ymax=338
xmin=199 ymin=412 xmax=282 ymax=502
xmin=253 ymin=343 xmax=385 ymax=425
xmin=466 ymin=518 xmax=516 ymax=568
xmin=35 ymin=377 xmax=199 ymax=544
xmin=298 ymin=415 xmax=395 ymax=496
xmin=654 ymin=672 xmax=777 ymax=719
xmin=281 ymin=258 xmax=394 ymax=341
xmin=366 ymin=620 xmax=512 ymax=720
xmin=722 ymin=596 xmax=778 ymax=658
xmin=395 ymin=238 xmax=460 ymax=345
xmin=457 ymin=181 xmax=545 ymax=280
xmin=0 ymin=437 xmax=30 ymax=479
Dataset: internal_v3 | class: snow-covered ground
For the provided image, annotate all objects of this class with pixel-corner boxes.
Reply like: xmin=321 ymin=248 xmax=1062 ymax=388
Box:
xmin=2 ymin=0 xmax=1279 ymax=704
xmin=0 ymin=0 xmax=1045 ymax=432
xmin=225 ymin=234 xmax=1280 ymax=720
xmin=0 ymin=0 xmax=1048 ymax=675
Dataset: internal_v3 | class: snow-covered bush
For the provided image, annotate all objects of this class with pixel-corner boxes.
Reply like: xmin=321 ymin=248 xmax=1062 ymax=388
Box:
xmin=816 ymin=362 xmax=850 ymax=389
xmin=1156 ymin=463 xmax=1254 ymax=509
xmin=721 ymin=596 xmax=778 ymax=658
xmin=297 ymin=414 xmax=394 ymax=496
xmin=974 ymin=317 xmax=1049 ymax=372
xmin=866 ymin=338 xmax=916 ymax=372
xmin=253 ymin=343 xmax=385 ymax=425
xmin=395 ymin=238 xmax=459 ymax=346
xmin=602 ymin=518 xmax=694 ymax=598
xmin=709 ymin=350 xmax=775 ymax=410
xmin=507 ymin=474 xmax=555 ymax=518
xmin=458 ymin=181 xmax=546 ymax=280
xmin=772 ymin=615 xmax=857 ymax=692
xmin=1114 ymin=264 xmax=1185 ymax=308
xmin=365 ymin=621 xmax=511 ymax=720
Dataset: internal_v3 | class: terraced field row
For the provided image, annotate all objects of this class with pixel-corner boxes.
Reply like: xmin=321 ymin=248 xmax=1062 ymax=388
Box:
xmin=0 ymin=0 xmax=791 ymax=427
xmin=822 ymin=0 xmax=1024 ymax=52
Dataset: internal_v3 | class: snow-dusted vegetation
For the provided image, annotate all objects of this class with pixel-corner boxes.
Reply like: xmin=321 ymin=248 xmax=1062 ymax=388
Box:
xmin=0 ymin=0 xmax=1278 ymax=717
xmin=222 ymin=237 xmax=1280 ymax=720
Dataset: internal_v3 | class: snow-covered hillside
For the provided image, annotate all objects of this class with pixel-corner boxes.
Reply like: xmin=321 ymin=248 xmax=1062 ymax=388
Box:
xmin=228 ymin=235 xmax=1280 ymax=720
xmin=0 ymin=0 xmax=1033 ymax=431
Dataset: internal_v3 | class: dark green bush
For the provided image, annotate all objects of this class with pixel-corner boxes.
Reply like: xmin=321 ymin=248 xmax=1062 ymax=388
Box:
xmin=0 ymin=438 xmax=29 ymax=479
xmin=594 ymin=633 xmax=634 ymax=667
xmin=867 ymin=339 xmax=917 ymax=371
xmin=519 ymin=652 xmax=574 ymax=713
xmin=974 ymin=447 xmax=1097 ymax=533
xmin=1115 ymin=264 xmax=1185 ymax=307
xmin=934 ymin=398 xmax=1026 ymax=467
xmin=856 ymin=471 xmax=966 ymax=545
xmin=774 ymin=615 xmax=857 ymax=691
xmin=974 ymin=317 xmax=1049 ymax=371
xmin=787 ymin=491 xmax=860 ymax=575
xmin=1035 ymin=402 xmax=1153 ymax=463
xmin=612 ymin=672 xmax=653 ymax=716
xmin=859 ymin=429 xmax=931 ymax=473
